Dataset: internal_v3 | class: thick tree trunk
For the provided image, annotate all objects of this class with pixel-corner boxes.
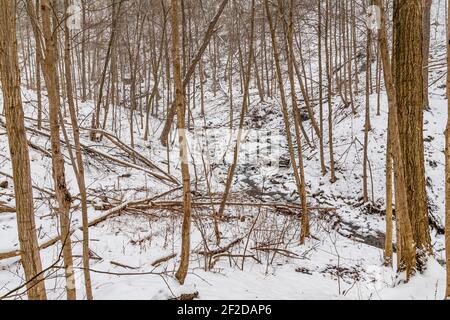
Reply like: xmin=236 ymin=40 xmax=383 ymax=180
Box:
xmin=0 ymin=0 xmax=47 ymax=300
xmin=63 ymin=0 xmax=93 ymax=300
xmin=393 ymin=0 xmax=432 ymax=260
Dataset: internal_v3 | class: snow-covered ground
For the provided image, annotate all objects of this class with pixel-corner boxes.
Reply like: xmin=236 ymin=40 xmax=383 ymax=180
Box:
xmin=0 ymin=2 xmax=449 ymax=300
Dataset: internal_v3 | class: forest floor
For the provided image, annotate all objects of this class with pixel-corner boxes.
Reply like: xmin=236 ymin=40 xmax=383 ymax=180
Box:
xmin=1 ymin=5 xmax=449 ymax=301
xmin=0 ymin=84 xmax=447 ymax=300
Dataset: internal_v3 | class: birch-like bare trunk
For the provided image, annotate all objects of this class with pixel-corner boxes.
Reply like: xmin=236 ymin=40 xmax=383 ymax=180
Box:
xmin=32 ymin=0 xmax=77 ymax=299
xmin=374 ymin=0 xmax=416 ymax=279
xmin=63 ymin=0 xmax=93 ymax=300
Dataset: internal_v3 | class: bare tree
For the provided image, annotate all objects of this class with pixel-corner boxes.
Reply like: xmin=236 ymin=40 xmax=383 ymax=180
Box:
xmin=374 ymin=0 xmax=416 ymax=279
xmin=0 ymin=0 xmax=47 ymax=300
xmin=393 ymin=0 xmax=432 ymax=262
xmin=445 ymin=0 xmax=450 ymax=299
xmin=218 ymin=0 xmax=256 ymax=220
xmin=172 ymin=0 xmax=193 ymax=285
xmin=63 ymin=0 xmax=93 ymax=300
xmin=27 ymin=0 xmax=77 ymax=299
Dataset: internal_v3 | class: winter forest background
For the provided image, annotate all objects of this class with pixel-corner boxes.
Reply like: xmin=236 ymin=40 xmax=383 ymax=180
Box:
xmin=1 ymin=0 xmax=450 ymax=300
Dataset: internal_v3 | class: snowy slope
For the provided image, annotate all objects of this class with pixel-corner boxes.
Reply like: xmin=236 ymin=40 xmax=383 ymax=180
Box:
xmin=0 ymin=1 xmax=449 ymax=300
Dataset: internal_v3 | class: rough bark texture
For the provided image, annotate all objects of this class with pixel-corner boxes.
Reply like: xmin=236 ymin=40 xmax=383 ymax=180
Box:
xmin=374 ymin=0 xmax=416 ymax=279
xmin=63 ymin=0 xmax=93 ymax=300
xmin=445 ymin=0 xmax=450 ymax=299
xmin=172 ymin=0 xmax=193 ymax=285
xmin=160 ymin=0 xmax=229 ymax=146
xmin=393 ymin=0 xmax=432 ymax=259
xmin=0 ymin=0 xmax=47 ymax=300
xmin=40 ymin=0 xmax=77 ymax=299
xmin=217 ymin=0 xmax=255 ymax=220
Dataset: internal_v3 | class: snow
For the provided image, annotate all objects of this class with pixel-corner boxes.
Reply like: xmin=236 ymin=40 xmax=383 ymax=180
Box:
xmin=0 ymin=0 xmax=449 ymax=300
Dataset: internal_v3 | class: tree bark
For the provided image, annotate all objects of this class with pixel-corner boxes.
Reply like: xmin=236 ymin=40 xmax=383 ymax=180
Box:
xmin=172 ymin=0 xmax=193 ymax=285
xmin=422 ymin=0 xmax=433 ymax=110
xmin=325 ymin=0 xmax=337 ymax=183
xmin=264 ymin=0 xmax=306 ymax=244
xmin=28 ymin=0 xmax=77 ymax=299
xmin=0 ymin=0 xmax=47 ymax=300
xmin=393 ymin=0 xmax=432 ymax=260
xmin=217 ymin=0 xmax=255 ymax=220
xmin=160 ymin=0 xmax=229 ymax=146
xmin=63 ymin=0 xmax=93 ymax=300
xmin=384 ymin=116 xmax=393 ymax=266
xmin=445 ymin=0 xmax=450 ymax=299
xmin=374 ymin=0 xmax=416 ymax=279
xmin=285 ymin=0 xmax=309 ymax=243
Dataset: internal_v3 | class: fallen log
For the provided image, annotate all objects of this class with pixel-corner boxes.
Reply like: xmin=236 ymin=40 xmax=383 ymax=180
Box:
xmin=170 ymin=292 xmax=199 ymax=301
xmin=212 ymin=253 xmax=261 ymax=265
xmin=110 ymin=260 xmax=139 ymax=270
xmin=0 ymin=187 xmax=182 ymax=261
xmin=139 ymin=200 xmax=335 ymax=213
xmin=197 ymin=238 xmax=243 ymax=256
xmin=151 ymin=253 xmax=177 ymax=267
xmin=83 ymin=128 xmax=179 ymax=185
xmin=251 ymin=246 xmax=300 ymax=259
xmin=0 ymin=205 xmax=16 ymax=213
xmin=87 ymin=186 xmax=182 ymax=227
xmin=1 ymin=119 xmax=178 ymax=186
xmin=80 ymin=144 xmax=176 ymax=185
xmin=0 ymin=230 xmax=74 ymax=260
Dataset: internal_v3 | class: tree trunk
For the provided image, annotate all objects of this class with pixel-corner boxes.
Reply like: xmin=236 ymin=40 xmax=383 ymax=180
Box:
xmin=172 ymin=0 xmax=193 ymax=285
xmin=90 ymin=0 xmax=122 ymax=141
xmin=384 ymin=116 xmax=393 ymax=267
xmin=325 ymin=0 xmax=337 ymax=183
xmin=32 ymin=0 xmax=77 ymax=299
xmin=264 ymin=0 xmax=306 ymax=244
xmin=317 ymin=0 xmax=327 ymax=176
xmin=363 ymin=26 xmax=372 ymax=203
xmin=0 ymin=0 xmax=47 ymax=300
xmin=217 ymin=0 xmax=255 ymax=220
xmin=445 ymin=0 xmax=450 ymax=299
xmin=63 ymin=0 xmax=93 ymax=300
xmin=374 ymin=0 xmax=416 ymax=279
xmin=393 ymin=0 xmax=432 ymax=261
xmin=160 ymin=0 xmax=229 ymax=146
xmin=423 ymin=0 xmax=433 ymax=110
xmin=284 ymin=0 xmax=309 ymax=243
